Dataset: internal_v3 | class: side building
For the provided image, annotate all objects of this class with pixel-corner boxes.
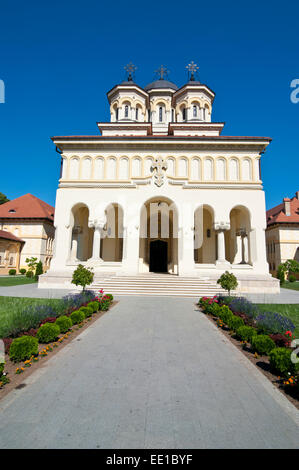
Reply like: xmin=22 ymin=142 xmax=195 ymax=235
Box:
xmin=266 ymin=191 xmax=299 ymax=277
xmin=0 ymin=193 xmax=55 ymax=273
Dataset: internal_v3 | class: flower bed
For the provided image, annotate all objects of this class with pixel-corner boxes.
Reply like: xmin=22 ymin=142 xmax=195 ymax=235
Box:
xmin=0 ymin=289 xmax=115 ymax=395
xmin=198 ymin=296 xmax=299 ymax=407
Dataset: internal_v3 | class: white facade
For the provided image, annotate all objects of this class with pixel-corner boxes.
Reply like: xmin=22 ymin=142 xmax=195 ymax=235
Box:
xmin=39 ymin=71 xmax=279 ymax=292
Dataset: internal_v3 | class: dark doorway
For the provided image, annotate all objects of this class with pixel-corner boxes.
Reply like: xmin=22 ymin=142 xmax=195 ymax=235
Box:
xmin=149 ymin=240 xmax=168 ymax=273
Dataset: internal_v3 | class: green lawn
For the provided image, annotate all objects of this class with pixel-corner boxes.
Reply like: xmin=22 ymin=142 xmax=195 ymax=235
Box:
xmin=256 ymin=303 xmax=299 ymax=338
xmin=0 ymin=276 xmax=37 ymax=287
xmin=281 ymin=281 xmax=299 ymax=291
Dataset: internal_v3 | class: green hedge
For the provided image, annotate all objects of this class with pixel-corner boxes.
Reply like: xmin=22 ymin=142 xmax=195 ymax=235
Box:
xmin=55 ymin=316 xmax=72 ymax=333
xmin=9 ymin=336 xmax=38 ymax=362
xmin=269 ymin=347 xmax=299 ymax=376
xmin=79 ymin=306 xmax=93 ymax=318
xmin=251 ymin=334 xmax=276 ymax=356
xmin=87 ymin=301 xmax=99 ymax=313
xmin=235 ymin=325 xmax=257 ymax=342
xmin=70 ymin=310 xmax=85 ymax=325
xmin=227 ymin=315 xmax=245 ymax=332
xmin=37 ymin=323 xmax=60 ymax=343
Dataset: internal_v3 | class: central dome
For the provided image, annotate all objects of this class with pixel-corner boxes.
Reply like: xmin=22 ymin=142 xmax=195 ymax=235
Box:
xmin=144 ymin=79 xmax=178 ymax=92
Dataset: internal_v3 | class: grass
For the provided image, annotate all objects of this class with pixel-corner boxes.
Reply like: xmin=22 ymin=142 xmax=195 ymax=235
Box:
xmin=0 ymin=276 xmax=37 ymax=287
xmin=0 ymin=296 xmax=65 ymax=338
xmin=281 ymin=281 xmax=299 ymax=291
xmin=256 ymin=304 xmax=299 ymax=338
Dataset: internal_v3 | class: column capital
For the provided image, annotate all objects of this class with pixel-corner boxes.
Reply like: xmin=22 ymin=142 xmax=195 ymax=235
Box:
xmin=214 ymin=221 xmax=230 ymax=231
xmin=88 ymin=215 xmax=106 ymax=231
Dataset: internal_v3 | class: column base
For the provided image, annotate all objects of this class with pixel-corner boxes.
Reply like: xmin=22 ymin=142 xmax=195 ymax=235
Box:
xmin=86 ymin=258 xmax=104 ymax=268
xmin=215 ymin=260 xmax=231 ymax=270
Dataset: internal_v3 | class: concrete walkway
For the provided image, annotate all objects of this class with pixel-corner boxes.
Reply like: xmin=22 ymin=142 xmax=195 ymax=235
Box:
xmin=0 ymin=296 xmax=298 ymax=449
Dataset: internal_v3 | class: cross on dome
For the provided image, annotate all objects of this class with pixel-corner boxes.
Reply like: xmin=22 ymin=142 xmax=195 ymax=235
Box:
xmin=186 ymin=61 xmax=199 ymax=81
xmin=124 ymin=62 xmax=137 ymax=81
xmin=155 ymin=65 xmax=169 ymax=80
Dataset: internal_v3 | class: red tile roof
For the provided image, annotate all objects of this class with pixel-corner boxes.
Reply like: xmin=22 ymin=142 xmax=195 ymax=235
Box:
xmin=0 ymin=194 xmax=54 ymax=222
xmin=267 ymin=193 xmax=299 ymax=226
xmin=0 ymin=230 xmax=24 ymax=243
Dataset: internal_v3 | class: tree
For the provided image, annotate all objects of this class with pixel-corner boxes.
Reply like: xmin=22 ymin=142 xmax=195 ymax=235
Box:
xmin=0 ymin=192 xmax=9 ymax=205
xmin=277 ymin=259 xmax=299 ymax=283
xmin=71 ymin=264 xmax=94 ymax=291
xmin=25 ymin=257 xmax=38 ymax=275
xmin=217 ymin=271 xmax=238 ymax=296
xmin=35 ymin=261 xmax=43 ymax=280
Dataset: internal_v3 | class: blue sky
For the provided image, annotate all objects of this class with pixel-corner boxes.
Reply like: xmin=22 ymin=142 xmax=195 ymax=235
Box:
xmin=0 ymin=0 xmax=298 ymax=210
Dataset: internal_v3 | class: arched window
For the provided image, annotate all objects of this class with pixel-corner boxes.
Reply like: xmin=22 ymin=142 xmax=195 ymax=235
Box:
xmin=115 ymin=108 xmax=119 ymax=120
xmin=193 ymin=105 xmax=197 ymax=117
xmin=125 ymin=105 xmax=129 ymax=118
xmin=135 ymin=108 xmax=139 ymax=120
xmin=202 ymin=107 xmax=206 ymax=120
xmin=182 ymin=107 xmax=186 ymax=121
xmin=159 ymin=106 xmax=163 ymax=122
xmin=171 ymin=109 xmax=174 ymax=122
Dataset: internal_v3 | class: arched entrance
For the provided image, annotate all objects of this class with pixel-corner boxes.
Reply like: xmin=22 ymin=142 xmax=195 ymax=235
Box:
xmin=139 ymin=197 xmax=178 ymax=274
xmin=149 ymin=240 xmax=168 ymax=272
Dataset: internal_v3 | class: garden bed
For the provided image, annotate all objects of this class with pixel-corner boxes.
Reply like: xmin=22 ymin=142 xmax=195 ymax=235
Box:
xmin=0 ymin=290 xmax=115 ymax=399
xmin=0 ymin=300 xmax=117 ymax=401
xmin=197 ymin=296 xmax=299 ymax=410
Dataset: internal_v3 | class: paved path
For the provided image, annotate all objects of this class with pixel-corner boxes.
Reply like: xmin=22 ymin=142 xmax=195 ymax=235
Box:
xmin=0 ymin=296 xmax=298 ymax=449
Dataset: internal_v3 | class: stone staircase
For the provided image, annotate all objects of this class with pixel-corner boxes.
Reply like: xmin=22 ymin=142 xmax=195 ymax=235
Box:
xmin=90 ymin=273 xmax=226 ymax=297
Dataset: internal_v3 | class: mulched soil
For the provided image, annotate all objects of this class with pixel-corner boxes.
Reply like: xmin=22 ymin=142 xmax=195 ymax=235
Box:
xmin=0 ymin=301 xmax=118 ymax=401
xmin=196 ymin=305 xmax=299 ymax=410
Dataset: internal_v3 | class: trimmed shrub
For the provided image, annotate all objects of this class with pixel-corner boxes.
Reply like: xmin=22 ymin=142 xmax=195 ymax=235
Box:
xmin=37 ymin=323 xmax=60 ymax=343
xmin=251 ymin=334 xmax=276 ymax=356
xmin=227 ymin=315 xmax=245 ymax=332
xmin=70 ymin=310 xmax=85 ymax=325
xmin=35 ymin=261 xmax=43 ymax=281
xmin=8 ymin=269 xmax=16 ymax=275
xmin=9 ymin=336 xmax=38 ymax=362
xmin=269 ymin=348 xmax=299 ymax=376
xmin=19 ymin=268 xmax=26 ymax=275
xmin=87 ymin=301 xmax=99 ymax=313
xmin=235 ymin=325 xmax=257 ymax=342
xmin=256 ymin=311 xmax=295 ymax=335
xmin=26 ymin=270 xmax=34 ymax=278
xmin=217 ymin=271 xmax=238 ymax=295
xmin=288 ymin=274 xmax=296 ymax=283
xmin=55 ymin=316 xmax=72 ymax=333
xmin=79 ymin=306 xmax=93 ymax=318
xmin=217 ymin=305 xmax=234 ymax=324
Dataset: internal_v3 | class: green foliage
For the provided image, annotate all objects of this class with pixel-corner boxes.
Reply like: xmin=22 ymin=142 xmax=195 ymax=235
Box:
xmin=235 ymin=325 xmax=257 ymax=342
xmin=269 ymin=347 xmax=299 ymax=376
xmin=105 ymin=294 xmax=113 ymax=302
xmin=277 ymin=264 xmax=286 ymax=285
xmin=217 ymin=271 xmax=238 ymax=295
xmin=100 ymin=300 xmax=110 ymax=311
xmin=55 ymin=316 xmax=72 ymax=333
xmin=217 ymin=305 xmax=234 ymax=324
xmin=70 ymin=310 xmax=85 ymax=325
xmin=227 ymin=315 xmax=245 ymax=332
xmin=26 ymin=270 xmax=34 ymax=278
xmin=79 ymin=306 xmax=93 ymax=318
xmin=9 ymin=336 xmax=38 ymax=362
xmin=0 ymin=192 xmax=9 ymax=205
xmin=0 ymin=362 xmax=4 ymax=377
xmin=8 ymin=269 xmax=16 ymax=275
xmin=71 ymin=264 xmax=94 ymax=291
xmin=36 ymin=323 xmax=60 ymax=343
xmin=87 ymin=301 xmax=99 ymax=313
xmin=251 ymin=334 xmax=276 ymax=356
xmin=25 ymin=257 xmax=38 ymax=276
xmin=288 ymin=274 xmax=296 ymax=283
xmin=35 ymin=261 xmax=43 ymax=280
xmin=19 ymin=268 xmax=26 ymax=275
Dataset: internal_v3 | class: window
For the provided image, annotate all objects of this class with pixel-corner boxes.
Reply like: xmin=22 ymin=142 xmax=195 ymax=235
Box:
xmin=193 ymin=105 xmax=197 ymax=117
xmin=182 ymin=108 xmax=186 ymax=121
xmin=125 ymin=105 xmax=129 ymax=118
xmin=171 ymin=109 xmax=174 ymax=122
xmin=135 ymin=108 xmax=139 ymax=120
xmin=115 ymin=108 xmax=119 ymax=120
xmin=202 ymin=107 xmax=206 ymax=120
xmin=159 ymin=107 xmax=163 ymax=122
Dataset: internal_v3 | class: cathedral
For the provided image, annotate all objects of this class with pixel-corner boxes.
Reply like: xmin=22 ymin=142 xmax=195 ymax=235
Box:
xmin=39 ymin=62 xmax=279 ymax=293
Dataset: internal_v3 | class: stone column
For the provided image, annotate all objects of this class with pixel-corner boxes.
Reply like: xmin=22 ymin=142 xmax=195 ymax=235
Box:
xmin=214 ymin=222 xmax=230 ymax=267
xmin=88 ymin=216 xmax=106 ymax=263
xmin=178 ymin=204 xmax=194 ymax=276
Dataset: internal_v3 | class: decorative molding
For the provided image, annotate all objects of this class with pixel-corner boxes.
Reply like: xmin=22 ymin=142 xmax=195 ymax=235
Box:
xmin=214 ymin=222 xmax=230 ymax=231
